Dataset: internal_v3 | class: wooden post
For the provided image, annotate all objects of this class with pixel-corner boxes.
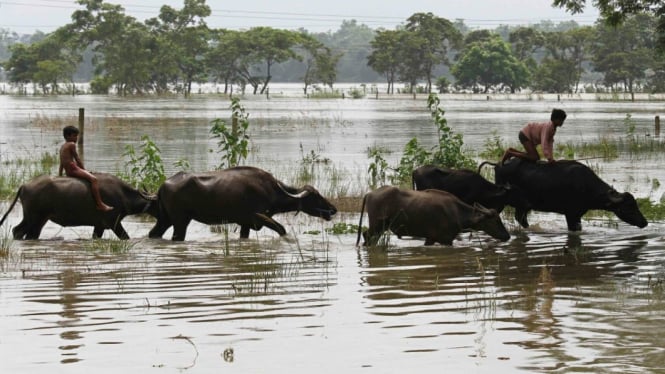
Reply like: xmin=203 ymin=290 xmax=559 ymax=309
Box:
xmin=655 ymin=115 xmax=660 ymax=137
xmin=78 ymin=108 xmax=85 ymax=161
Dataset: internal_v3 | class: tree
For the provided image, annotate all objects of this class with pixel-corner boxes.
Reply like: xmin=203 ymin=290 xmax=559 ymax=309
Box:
xmin=531 ymin=26 xmax=593 ymax=93
xmin=553 ymin=0 xmax=665 ymax=51
xmin=4 ymin=31 xmax=78 ymax=94
xmin=145 ymin=0 xmax=211 ymax=97
xmin=452 ymin=33 xmax=530 ymax=93
xmin=206 ymin=29 xmax=243 ymax=94
xmin=66 ymin=0 xmax=156 ymax=95
xmin=509 ymin=27 xmax=545 ymax=74
xmin=591 ymin=14 xmax=655 ymax=93
xmin=295 ymin=32 xmax=340 ymax=94
xmin=237 ymin=27 xmax=300 ymax=95
xmin=403 ymin=12 xmax=462 ymax=93
xmin=316 ymin=20 xmax=377 ymax=83
xmin=367 ymin=29 xmax=402 ymax=94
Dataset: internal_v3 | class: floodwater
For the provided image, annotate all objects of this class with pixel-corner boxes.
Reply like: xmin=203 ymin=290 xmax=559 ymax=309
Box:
xmin=2 ymin=89 xmax=665 ymax=373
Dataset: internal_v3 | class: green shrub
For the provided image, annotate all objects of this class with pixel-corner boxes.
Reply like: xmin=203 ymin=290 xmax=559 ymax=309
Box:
xmin=210 ymin=97 xmax=250 ymax=169
xmin=121 ymin=135 xmax=166 ymax=193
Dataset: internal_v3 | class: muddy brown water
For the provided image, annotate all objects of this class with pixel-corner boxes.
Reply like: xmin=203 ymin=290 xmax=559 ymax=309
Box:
xmin=2 ymin=90 xmax=665 ymax=372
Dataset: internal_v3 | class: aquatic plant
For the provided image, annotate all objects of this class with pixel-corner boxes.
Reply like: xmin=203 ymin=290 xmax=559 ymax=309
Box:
xmin=0 ymin=226 xmax=15 ymax=259
xmin=325 ymin=222 xmax=358 ymax=235
xmin=0 ymin=151 xmax=57 ymax=199
xmin=478 ymin=130 xmax=507 ymax=161
xmin=84 ymin=238 xmax=136 ymax=253
xmin=366 ymin=93 xmax=476 ymax=187
xmin=120 ymin=135 xmax=166 ymax=193
xmin=210 ymin=97 xmax=250 ymax=169
xmin=366 ymin=145 xmax=391 ymax=189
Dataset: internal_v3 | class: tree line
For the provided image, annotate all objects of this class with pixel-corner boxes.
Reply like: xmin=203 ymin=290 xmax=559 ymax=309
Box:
xmin=0 ymin=0 xmax=663 ymax=96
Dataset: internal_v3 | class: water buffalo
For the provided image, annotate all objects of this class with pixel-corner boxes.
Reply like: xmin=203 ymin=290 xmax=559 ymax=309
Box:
xmin=0 ymin=174 xmax=158 ymax=239
xmin=355 ymin=186 xmax=511 ymax=246
xmin=412 ymin=165 xmax=531 ymax=226
xmin=483 ymin=158 xmax=648 ymax=231
xmin=147 ymin=166 xmax=337 ymax=241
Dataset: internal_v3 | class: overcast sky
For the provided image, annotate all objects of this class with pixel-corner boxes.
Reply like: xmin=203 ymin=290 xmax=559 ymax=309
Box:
xmin=0 ymin=0 xmax=600 ymax=34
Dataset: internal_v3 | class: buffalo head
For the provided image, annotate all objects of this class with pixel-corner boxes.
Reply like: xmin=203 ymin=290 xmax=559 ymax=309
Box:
xmin=469 ymin=203 xmax=511 ymax=242
xmin=282 ymin=184 xmax=337 ymax=220
xmin=606 ymin=190 xmax=648 ymax=228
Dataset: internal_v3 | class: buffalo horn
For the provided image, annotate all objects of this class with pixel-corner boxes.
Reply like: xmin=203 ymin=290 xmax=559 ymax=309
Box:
xmin=278 ymin=183 xmax=310 ymax=199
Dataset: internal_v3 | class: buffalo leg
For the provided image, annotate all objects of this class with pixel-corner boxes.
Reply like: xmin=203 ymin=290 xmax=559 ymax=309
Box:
xmin=92 ymin=226 xmax=105 ymax=239
xmin=364 ymin=220 xmax=387 ymax=246
xmin=148 ymin=218 xmax=172 ymax=239
xmin=240 ymin=225 xmax=251 ymax=238
xmin=565 ymin=214 xmax=582 ymax=231
xmin=171 ymin=218 xmax=191 ymax=241
xmin=24 ymin=219 xmax=47 ymax=240
xmin=110 ymin=224 xmax=130 ymax=240
xmin=515 ymin=209 xmax=529 ymax=228
xmin=12 ymin=220 xmax=28 ymax=240
xmin=253 ymin=213 xmax=286 ymax=236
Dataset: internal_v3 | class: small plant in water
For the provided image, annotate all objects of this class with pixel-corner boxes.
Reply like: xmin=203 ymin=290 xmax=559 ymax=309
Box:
xmin=368 ymin=93 xmax=476 ymax=187
xmin=0 ymin=227 xmax=15 ymax=259
xmin=210 ymin=97 xmax=250 ymax=169
xmin=366 ymin=145 xmax=390 ymax=188
xmin=121 ymin=135 xmax=166 ymax=193
xmin=325 ymin=222 xmax=358 ymax=235
xmin=84 ymin=238 xmax=136 ymax=253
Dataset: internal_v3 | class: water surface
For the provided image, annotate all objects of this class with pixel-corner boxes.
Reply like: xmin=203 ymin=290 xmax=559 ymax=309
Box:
xmin=1 ymin=92 xmax=665 ymax=373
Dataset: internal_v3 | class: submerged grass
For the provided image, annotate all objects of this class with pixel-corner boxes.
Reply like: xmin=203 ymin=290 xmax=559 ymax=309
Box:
xmin=83 ymin=238 xmax=137 ymax=253
xmin=0 ymin=151 xmax=58 ymax=199
xmin=0 ymin=226 xmax=15 ymax=259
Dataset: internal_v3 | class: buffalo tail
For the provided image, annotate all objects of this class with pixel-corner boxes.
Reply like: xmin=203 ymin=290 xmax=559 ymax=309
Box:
xmin=0 ymin=186 xmax=22 ymax=227
xmin=355 ymin=193 xmax=368 ymax=246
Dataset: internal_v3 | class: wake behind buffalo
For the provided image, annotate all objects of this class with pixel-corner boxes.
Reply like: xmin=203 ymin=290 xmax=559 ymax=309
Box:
xmin=0 ymin=160 xmax=649 ymax=245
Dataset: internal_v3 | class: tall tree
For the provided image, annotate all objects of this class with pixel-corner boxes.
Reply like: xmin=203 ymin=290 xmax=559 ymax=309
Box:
xmin=591 ymin=14 xmax=655 ymax=93
xmin=452 ymin=33 xmax=530 ymax=93
xmin=297 ymin=33 xmax=340 ymax=94
xmin=531 ymin=26 xmax=593 ymax=93
xmin=367 ymin=29 xmax=402 ymax=94
xmin=403 ymin=12 xmax=462 ymax=92
xmin=553 ymin=0 xmax=665 ymax=51
xmin=4 ymin=31 xmax=78 ymax=94
xmin=145 ymin=0 xmax=211 ymax=97
xmin=242 ymin=27 xmax=300 ymax=94
xmin=206 ymin=29 xmax=243 ymax=94
xmin=67 ymin=0 xmax=155 ymax=95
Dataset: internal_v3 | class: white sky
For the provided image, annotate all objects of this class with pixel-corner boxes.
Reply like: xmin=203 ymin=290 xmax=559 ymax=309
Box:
xmin=0 ymin=0 xmax=600 ymax=34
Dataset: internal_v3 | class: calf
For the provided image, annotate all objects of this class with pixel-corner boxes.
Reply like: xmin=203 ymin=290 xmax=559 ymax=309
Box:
xmin=356 ymin=186 xmax=510 ymax=246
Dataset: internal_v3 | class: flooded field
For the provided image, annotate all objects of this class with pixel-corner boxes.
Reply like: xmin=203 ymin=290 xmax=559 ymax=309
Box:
xmin=1 ymin=91 xmax=665 ymax=372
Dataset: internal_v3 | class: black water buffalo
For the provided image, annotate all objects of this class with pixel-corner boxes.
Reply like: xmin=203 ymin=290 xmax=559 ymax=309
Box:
xmin=355 ymin=186 xmax=511 ymax=246
xmin=484 ymin=158 xmax=648 ymax=231
xmin=412 ymin=165 xmax=531 ymax=225
xmin=148 ymin=166 xmax=337 ymax=241
xmin=0 ymin=174 xmax=158 ymax=239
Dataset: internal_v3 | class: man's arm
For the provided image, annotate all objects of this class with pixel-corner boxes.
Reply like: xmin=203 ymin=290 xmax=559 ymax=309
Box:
xmin=541 ymin=124 xmax=555 ymax=162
